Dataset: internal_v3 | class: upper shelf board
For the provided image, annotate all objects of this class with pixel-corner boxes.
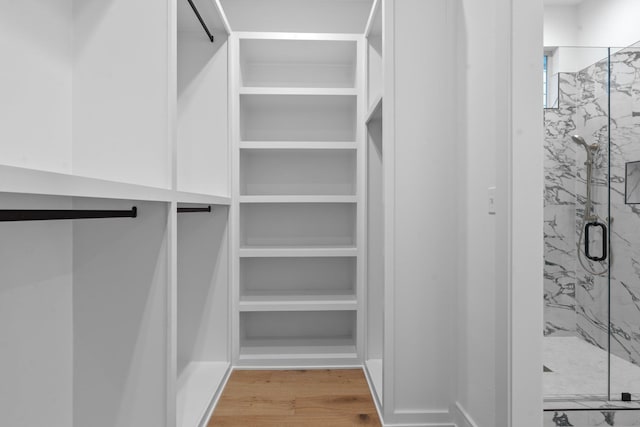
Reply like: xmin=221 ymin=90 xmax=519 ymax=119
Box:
xmin=0 ymin=165 xmax=231 ymax=205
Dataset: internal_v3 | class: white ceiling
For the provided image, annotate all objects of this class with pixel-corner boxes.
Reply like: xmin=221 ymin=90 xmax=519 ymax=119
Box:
xmin=219 ymin=0 xmax=374 ymax=34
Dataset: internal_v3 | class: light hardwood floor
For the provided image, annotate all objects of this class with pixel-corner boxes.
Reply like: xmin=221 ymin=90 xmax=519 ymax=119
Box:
xmin=208 ymin=369 xmax=382 ymax=426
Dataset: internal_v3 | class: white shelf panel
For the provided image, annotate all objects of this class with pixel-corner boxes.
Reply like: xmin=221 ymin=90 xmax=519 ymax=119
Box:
xmin=0 ymin=165 xmax=170 ymax=201
xmin=0 ymin=165 xmax=232 ymax=205
xmin=240 ymin=141 xmax=358 ymax=150
xmin=0 ymin=165 xmax=231 ymax=205
xmin=365 ymin=358 xmax=383 ymax=404
xmin=240 ymin=195 xmax=357 ymax=204
xmin=239 ymin=295 xmax=358 ymax=312
xmin=174 ymin=191 xmax=231 ymax=205
xmin=177 ymin=362 xmax=230 ymax=427
xmin=240 ymin=87 xmax=357 ymax=96
xmin=239 ymin=246 xmax=358 ymax=258
xmin=366 ymin=96 xmax=383 ymax=124
xmin=239 ymin=339 xmax=357 ymax=361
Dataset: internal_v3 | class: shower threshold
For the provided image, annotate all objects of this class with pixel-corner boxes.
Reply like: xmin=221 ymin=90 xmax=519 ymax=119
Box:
xmin=544 ymin=337 xmax=640 ymax=410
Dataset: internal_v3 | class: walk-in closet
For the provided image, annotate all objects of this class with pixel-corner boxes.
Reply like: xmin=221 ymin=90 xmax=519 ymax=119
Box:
xmin=1 ymin=0 xmax=541 ymax=426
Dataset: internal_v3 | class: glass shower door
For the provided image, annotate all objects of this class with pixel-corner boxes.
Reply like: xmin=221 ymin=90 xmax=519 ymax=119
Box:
xmin=608 ymin=41 xmax=640 ymax=402
xmin=543 ymin=46 xmax=611 ymax=402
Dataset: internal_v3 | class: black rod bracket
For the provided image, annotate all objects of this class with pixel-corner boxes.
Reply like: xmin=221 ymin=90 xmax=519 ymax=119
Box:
xmin=187 ymin=0 xmax=215 ymax=43
xmin=177 ymin=206 xmax=212 ymax=214
xmin=0 ymin=207 xmax=137 ymax=222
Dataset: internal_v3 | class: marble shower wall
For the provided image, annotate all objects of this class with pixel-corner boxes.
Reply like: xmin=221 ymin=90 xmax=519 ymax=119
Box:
xmin=544 ymin=44 xmax=640 ymax=372
xmin=544 ymin=72 xmax=579 ymax=337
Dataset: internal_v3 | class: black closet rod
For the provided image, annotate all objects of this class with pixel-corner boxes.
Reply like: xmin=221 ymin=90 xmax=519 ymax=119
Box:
xmin=177 ymin=206 xmax=212 ymax=213
xmin=187 ymin=0 xmax=215 ymax=43
xmin=0 ymin=207 xmax=137 ymax=222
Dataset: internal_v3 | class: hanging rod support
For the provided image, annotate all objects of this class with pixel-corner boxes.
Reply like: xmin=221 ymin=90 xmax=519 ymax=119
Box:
xmin=0 ymin=207 xmax=137 ymax=222
xmin=187 ymin=0 xmax=215 ymax=43
xmin=177 ymin=206 xmax=212 ymax=213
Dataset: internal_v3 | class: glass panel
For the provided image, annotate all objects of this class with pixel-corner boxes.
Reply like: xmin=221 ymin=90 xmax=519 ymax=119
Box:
xmin=543 ymin=46 xmax=611 ymax=402
xmin=608 ymin=40 xmax=640 ymax=402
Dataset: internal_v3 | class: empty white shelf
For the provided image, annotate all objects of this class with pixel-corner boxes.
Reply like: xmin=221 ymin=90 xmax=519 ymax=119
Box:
xmin=239 ymin=38 xmax=357 ymax=88
xmin=240 ymin=257 xmax=356 ymax=296
xmin=239 ymin=246 xmax=358 ymax=258
xmin=177 ymin=362 xmax=230 ymax=427
xmin=239 ymin=310 xmax=357 ymax=362
xmin=240 ymin=94 xmax=357 ymax=142
xmin=239 ymin=294 xmax=358 ymax=312
xmin=239 ymin=340 xmax=358 ymax=361
xmin=239 ymin=141 xmax=358 ymax=150
xmin=240 ymin=149 xmax=356 ymax=196
xmin=240 ymin=195 xmax=357 ymax=204
xmin=239 ymin=87 xmax=358 ymax=96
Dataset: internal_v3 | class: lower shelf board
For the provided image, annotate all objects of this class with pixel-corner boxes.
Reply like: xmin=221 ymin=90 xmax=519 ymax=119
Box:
xmin=365 ymin=358 xmax=383 ymax=404
xmin=238 ymin=294 xmax=358 ymax=312
xmin=177 ymin=362 xmax=230 ymax=427
xmin=239 ymin=338 xmax=357 ymax=364
xmin=239 ymin=246 xmax=358 ymax=258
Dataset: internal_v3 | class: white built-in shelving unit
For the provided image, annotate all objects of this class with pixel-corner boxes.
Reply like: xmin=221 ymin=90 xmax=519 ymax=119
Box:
xmin=231 ymin=32 xmax=364 ymax=367
xmin=1 ymin=1 xmax=232 ymax=426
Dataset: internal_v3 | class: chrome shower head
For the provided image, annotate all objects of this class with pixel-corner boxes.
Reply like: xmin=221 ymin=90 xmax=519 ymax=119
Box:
xmin=571 ymin=135 xmax=588 ymax=148
xmin=571 ymin=135 xmax=599 ymax=153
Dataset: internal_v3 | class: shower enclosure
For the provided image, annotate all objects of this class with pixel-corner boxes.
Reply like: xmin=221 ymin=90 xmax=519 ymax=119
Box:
xmin=543 ymin=42 xmax=640 ymax=407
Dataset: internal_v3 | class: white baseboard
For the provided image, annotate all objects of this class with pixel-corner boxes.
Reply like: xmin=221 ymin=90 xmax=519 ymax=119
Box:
xmin=452 ymin=402 xmax=479 ymax=427
xmin=196 ymin=364 xmax=233 ymax=427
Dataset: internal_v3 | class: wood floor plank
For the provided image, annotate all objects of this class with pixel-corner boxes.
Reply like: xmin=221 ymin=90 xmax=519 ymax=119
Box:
xmin=208 ymin=369 xmax=381 ymax=426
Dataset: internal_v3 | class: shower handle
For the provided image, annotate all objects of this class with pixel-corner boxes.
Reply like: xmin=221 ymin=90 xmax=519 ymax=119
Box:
xmin=584 ymin=221 xmax=607 ymax=262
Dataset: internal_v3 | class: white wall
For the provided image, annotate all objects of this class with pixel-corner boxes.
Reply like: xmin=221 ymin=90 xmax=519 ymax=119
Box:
xmin=453 ymin=1 xmax=497 ymax=426
xmin=72 ymin=0 xmax=171 ymax=188
xmin=0 ymin=194 xmax=73 ymax=427
xmin=545 ymin=0 xmax=640 ymax=48
xmin=544 ymin=5 xmax=578 ymax=47
xmin=577 ymin=0 xmax=640 ymax=48
xmin=383 ymin=0 xmax=456 ymax=423
xmin=177 ymin=31 xmax=230 ymax=196
xmin=0 ymin=0 xmax=73 ymax=174
xmin=455 ymin=0 xmax=544 ymax=426
xmin=73 ymin=199 xmax=168 ymax=427
xmin=545 ymin=0 xmax=640 ymax=73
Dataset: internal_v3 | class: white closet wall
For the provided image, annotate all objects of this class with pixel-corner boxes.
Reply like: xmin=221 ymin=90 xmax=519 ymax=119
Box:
xmin=72 ymin=0 xmax=170 ymax=187
xmin=0 ymin=194 xmax=73 ymax=427
xmin=73 ymin=198 xmax=169 ymax=427
xmin=364 ymin=0 xmax=458 ymax=424
xmin=0 ymin=1 xmax=72 ymax=173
